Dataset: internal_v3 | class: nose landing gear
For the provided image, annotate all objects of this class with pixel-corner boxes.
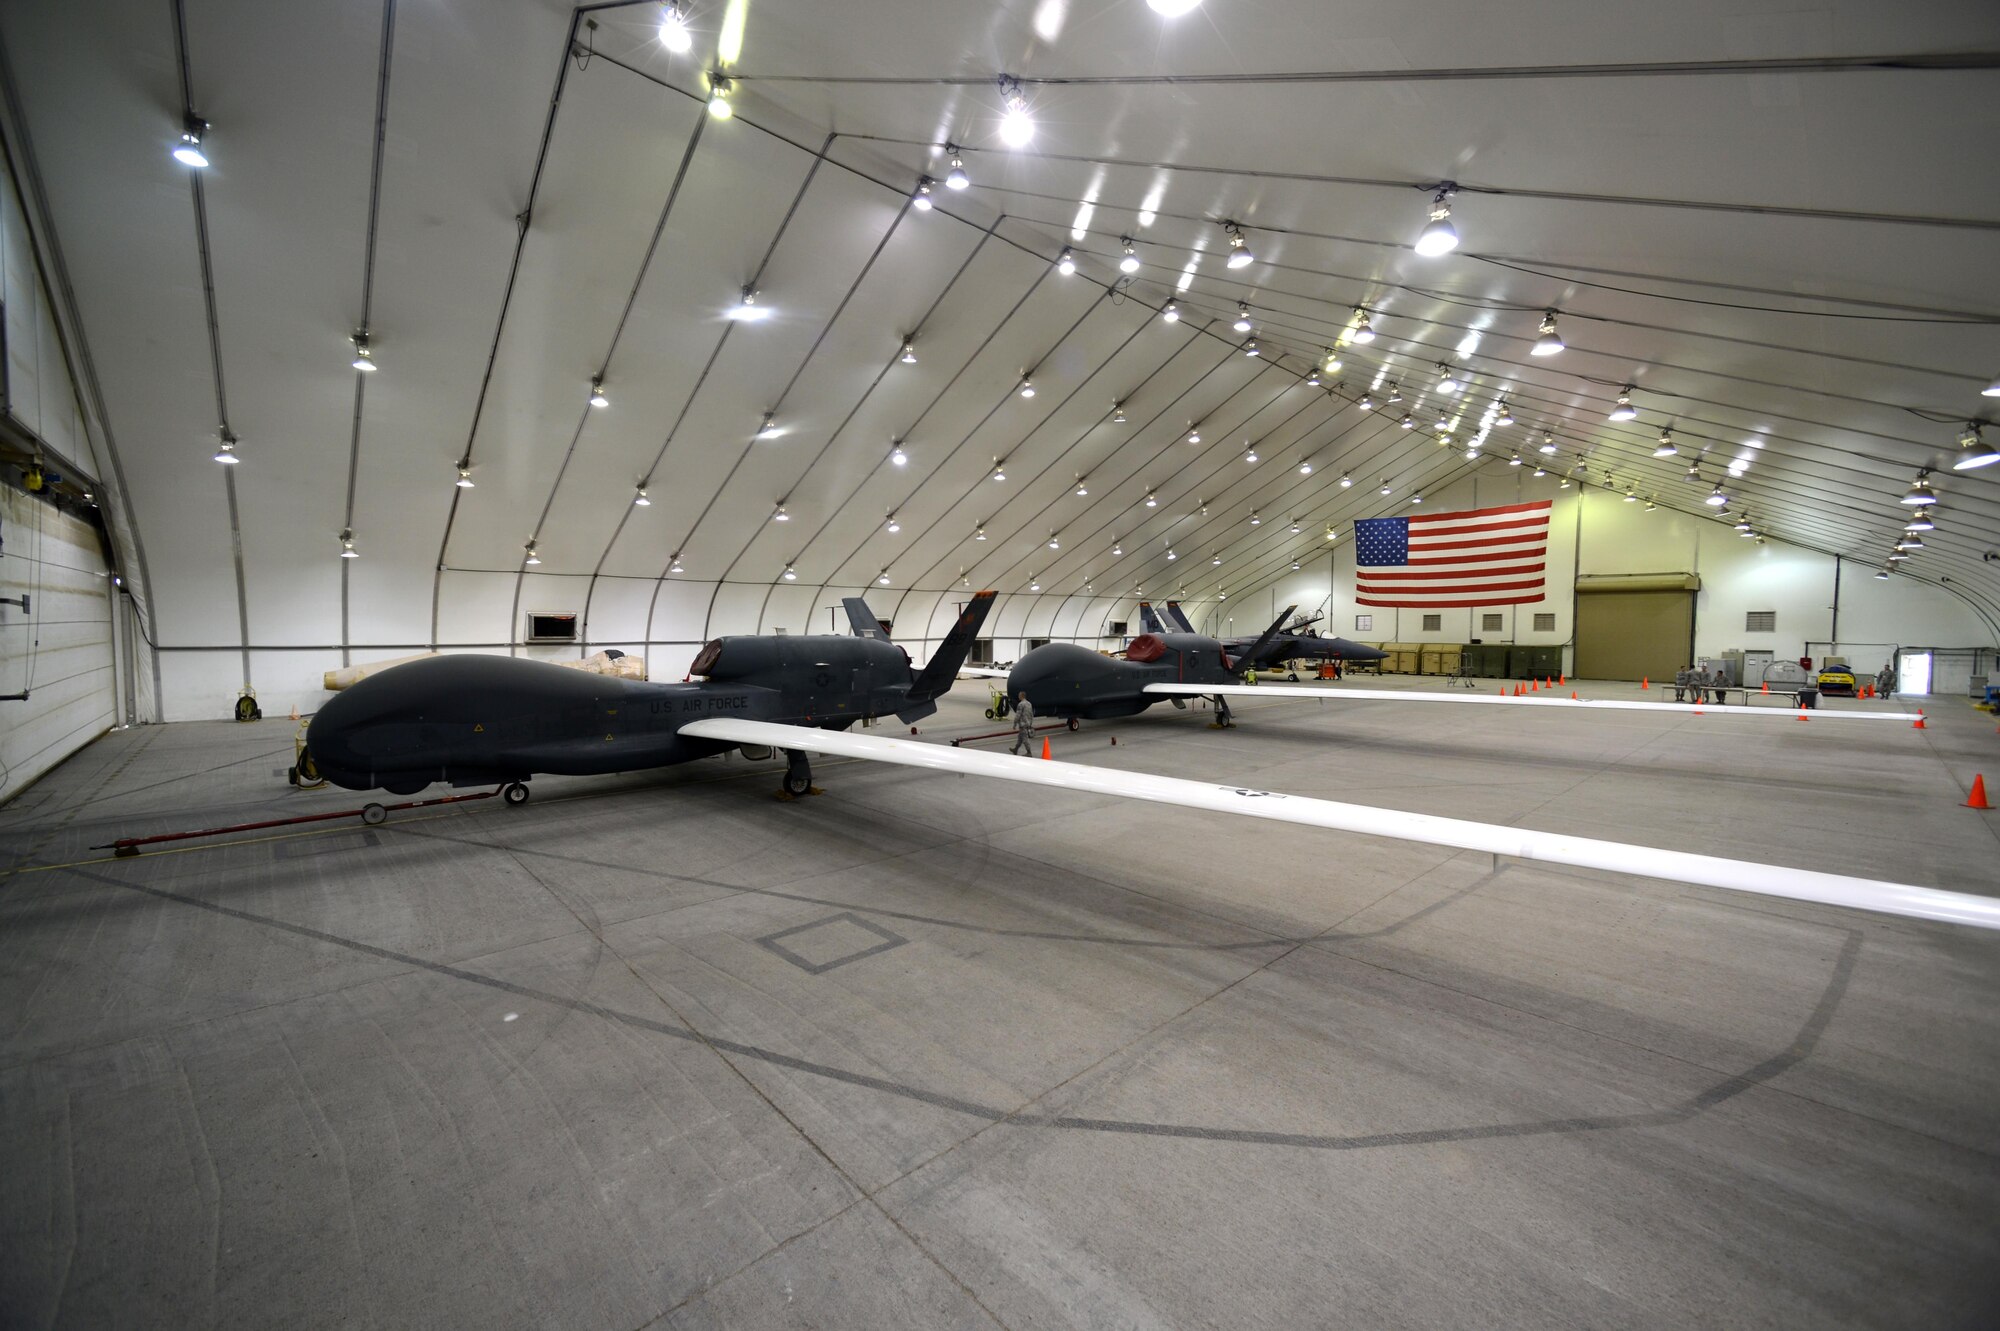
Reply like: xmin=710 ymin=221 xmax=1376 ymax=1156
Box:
xmin=502 ymin=781 xmax=531 ymax=807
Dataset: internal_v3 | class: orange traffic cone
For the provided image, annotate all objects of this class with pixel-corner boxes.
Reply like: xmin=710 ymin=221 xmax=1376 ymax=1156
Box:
xmin=1559 ymin=673 xmax=1566 ymax=685
xmin=1912 ymin=715 xmax=1926 ymax=729
xmin=289 ymin=705 xmax=299 ymax=721
xmin=1530 ymin=679 xmax=1539 ymax=692
xmin=1797 ymin=713 xmax=1809 ymax=722
xmin=1761 ymin=681 xmax=1769 ymax=695
xmin=1041 ymin=736 xmax=1052 ymax=760
xmin=1970 ymin=775 xmax=1992 ymax=810
xmin=1641 ymin=676 xmax=1650 ymax=689
xmin=1570 ymin=690 xmax=1577 ymax=700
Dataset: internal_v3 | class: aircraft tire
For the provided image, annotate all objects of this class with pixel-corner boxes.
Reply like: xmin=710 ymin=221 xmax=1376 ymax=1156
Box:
xmin=361 ymin=803 xmax=388 ymax=826
xmin=502 ymin=781 xmax=531 ymax=807
xmin=984 ymin=708 xmax=995 ymax=719
xmin=1067 ymin=717 xmax=1080 ymax=731
xmin=783 ymin=769 xmax=812 ymax=797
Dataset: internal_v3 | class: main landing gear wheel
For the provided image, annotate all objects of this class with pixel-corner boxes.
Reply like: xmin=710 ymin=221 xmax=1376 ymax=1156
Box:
xmin=502 ymin=781 xmax=531 ymax=807
xmin=361 ymin=803 xmax=388 ymax=826
xmin=984 ymin=707 xmax=996 ymax=719
xmin=1067 ymin=716 xmax=1080 ymax=731
xmin=779 ymin=749 xmax=818 ymax=799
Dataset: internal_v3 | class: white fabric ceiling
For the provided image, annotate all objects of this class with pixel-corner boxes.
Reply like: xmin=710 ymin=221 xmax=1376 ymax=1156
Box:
xmin=3 ymin=0 xmax=1998 ymax=651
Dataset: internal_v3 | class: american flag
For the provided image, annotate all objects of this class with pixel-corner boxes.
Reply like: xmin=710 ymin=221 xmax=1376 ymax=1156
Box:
xmin=1354 ymin=500 xmax=1552 ymax=608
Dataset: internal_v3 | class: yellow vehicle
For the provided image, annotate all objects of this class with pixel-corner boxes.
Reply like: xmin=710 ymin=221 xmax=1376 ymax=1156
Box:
xmin=1816 ymin=664 xmax=1857 ymax=697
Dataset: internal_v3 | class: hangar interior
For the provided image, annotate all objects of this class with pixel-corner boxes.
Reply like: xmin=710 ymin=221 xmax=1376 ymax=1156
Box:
xmin=1 ymin=1 xmax=1998 ymax=1328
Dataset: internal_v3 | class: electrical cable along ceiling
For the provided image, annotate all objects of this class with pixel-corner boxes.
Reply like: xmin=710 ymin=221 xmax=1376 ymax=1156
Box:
xmin=1 ymin=0 xmax=1996 ymax=667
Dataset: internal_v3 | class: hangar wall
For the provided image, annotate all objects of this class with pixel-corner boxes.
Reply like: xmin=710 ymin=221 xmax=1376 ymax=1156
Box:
xmin=153 ymin=460 xmax=1995 ymax=721
xmin=0 ymin=483 xmax=116 ymax=802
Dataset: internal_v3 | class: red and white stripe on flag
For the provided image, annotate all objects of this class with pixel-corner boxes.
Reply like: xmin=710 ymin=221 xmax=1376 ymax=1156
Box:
xmin=1356 ymin=500 xmax=1552 ymax=608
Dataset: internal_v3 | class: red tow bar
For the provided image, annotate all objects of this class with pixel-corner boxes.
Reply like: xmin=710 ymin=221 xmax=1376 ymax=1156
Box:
xmin=92 ymin=787 xmax=504 ymax=858
xmin=951 ymin=720 xmax=1077 ymax=747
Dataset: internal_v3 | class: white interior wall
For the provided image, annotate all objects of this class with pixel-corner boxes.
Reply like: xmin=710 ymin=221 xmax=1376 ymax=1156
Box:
xmin=0 ymin=484 xmax=115 ymax=802
xmin=155 ymin=466 xmax=1997 ymax=720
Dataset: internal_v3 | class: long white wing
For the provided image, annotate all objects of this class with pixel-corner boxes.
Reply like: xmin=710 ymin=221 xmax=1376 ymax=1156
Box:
xmin=956 ymin=667 xmax=1012 ymax=678
xmin=1143 ymin=681 xmax=1915 ymax=724
xmin=681 ymin=717 xmax=1998 ymax=931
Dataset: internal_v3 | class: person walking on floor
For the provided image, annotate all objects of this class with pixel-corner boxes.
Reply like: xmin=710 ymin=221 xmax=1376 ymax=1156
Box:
xmin=1010 ymin=691 xmax=1036 ymax=755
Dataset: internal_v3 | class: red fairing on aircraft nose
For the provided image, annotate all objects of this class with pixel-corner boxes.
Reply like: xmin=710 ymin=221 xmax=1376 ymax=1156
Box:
xmin=1126 ymin=634 xmax=1167 ymax=663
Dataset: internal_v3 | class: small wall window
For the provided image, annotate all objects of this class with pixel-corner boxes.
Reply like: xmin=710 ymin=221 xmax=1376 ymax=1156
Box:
xmin=973 ymin=638 xmax=994 ymax=661
xmin=1108 ymin=621 xmax=1127 ymax=636
xmin=1481 ymin=612 xmax=1503 ymax=632
xmin=1027 ymin=638 xmax=1051 ymax=651
xmin=1533 ymin=613 xmax=1555 ymax=632
xmin=1421 ymin=613 xmax=1442 ymax=631
xmin=1746 ymin=610 xmax=1777 ymax=633
xmin=1354 ymin=614 xmax=1373 ymax=632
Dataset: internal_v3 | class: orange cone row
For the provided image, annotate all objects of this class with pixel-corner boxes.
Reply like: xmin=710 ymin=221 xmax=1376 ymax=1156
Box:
xmin=1969 ymin=774 xmax=1991 ymax=810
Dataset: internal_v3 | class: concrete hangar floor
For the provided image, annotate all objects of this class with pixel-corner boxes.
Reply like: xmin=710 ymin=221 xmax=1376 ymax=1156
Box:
xmin=2 ymin=677 xmax=1997 ymax=1330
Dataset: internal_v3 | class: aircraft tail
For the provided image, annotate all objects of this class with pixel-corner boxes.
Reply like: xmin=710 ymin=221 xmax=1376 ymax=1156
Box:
xmin=906 ymin=591 xmax=997 ymax=704
xmin=1137 ymin=601 xmax=1164 ymax=634
xmin=1229 ymin=605 xmax=1298 ymax=675
xmin=842 ymin=597 xmax=890 ymax=640
xmin=1163 ymin=600 xmax=1195 ymax=633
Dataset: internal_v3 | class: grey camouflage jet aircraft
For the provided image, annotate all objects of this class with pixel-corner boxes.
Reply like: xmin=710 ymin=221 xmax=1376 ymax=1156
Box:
xmin=306 ymin=592 xmax=996 ymax=800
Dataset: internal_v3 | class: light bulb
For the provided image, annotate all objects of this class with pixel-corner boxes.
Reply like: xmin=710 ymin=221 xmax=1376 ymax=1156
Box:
xmin=1496 ymin=399 xmax=1515 ymax=427
xmin=1532 ymin=310 xmax=1565 ymax=356
xmin=1147 ymin=0 xmax=1202 ymax=14
xmin=1306 ymin=369 xmax=1322 ymax=387
xmin=1953 ymin=423 xmax=1999 ymax=470
xmin=1387 ymin=383 xmax=1403 ymax=404
xmin=1323 ymin=348 xmax=1343 ymax=372
xmin=1233 ymin=303 xmax=1253 ymax=333
xmin=670 ymin=556 xmax=684 ymax=573
xmin=1623 ymin=490 xmax=1638 ymax=502
xmin=455 ymin=467 xmax=474 ymax=489
xmin=1290 ymin=519 xmax=1301 ymax=533
xmin=1509 ymin=453 xmax=1522 ymax=466
xmin=1358 ymin=392 xmax=1375 ymax=411
xmin=634 ymin=488 xmax=651 ymax=506
xmin=1339 ymin=473 xmax=1353 ymax=488
xmin=1244 ymin=446 xmax=1258 ymax=463
xmin=890 ymin=443 xmax=907 ymax=466
xmin=1112 ymin=541 xmax=1123 ymax=555
xmin=1352 ymin=309 xmax=1376 ymax=343
xmin=1905 ymin=509 xmax=1936 ymax=532
xmin=213 ymin=432 xmax=240 ymax=464
xmin=707 ymin=75 xmax=733 ymax=119
xmin=589 ymin=379 xmax=609 ymax=408
xmin=976 ymin=526 xmax=987 ymax=540
xmin=727 ymin=286 xmax=766 ymax=320
xmin=1414 ymin=186 xmax=1458 ymax=256
xmin=1653 ymin=428 xmax=1677 ymax=457
xmin=1212 ymin=554 xmax=1222 ymax=565
xmin=525 ymin=545 xmax=541 ymax=566
xmin=1875 ymin=567 xmax=1891 ymax=579
xmin=1187 ymin=426 xmax=1201 ymax=444
xmin=1533 ymin=465 xmax=1546 ymax=477
xmin=1435 ymin=363 xmax=1457 ymax=393
xmin=912 ymin=178 xmax=934 ymax=210
xmin=900 ymin=339 xmax=917 ymax=363
xmin=1048 ymin=534 xmax=1060 ymax=549
xmin=945 ymin=151 xmax=969 ymax=190
xmin=1225 ymin=225 xmax=1254 ymax=269
xmin=757 ymin=413 xmax=780 ymax=438
xmin=1056 ymin=247 xmax=1076 ymax=276
xmin=1399 ymin=413 xmax=1415 ymax=430
xmin=1380 ymin=481 xmax=1392 ymax=495
xmin=993 ymin=461 xmax=1006 ymax=481
xmin=172 ymin=117 xmax=209 ymax=168
xmin=1609 ymin=387 xmax=1637 ymax=421
xmin=1706 ymin=485 xmax=1728 ymax=506
xmin=1901 ymin=477 xmax=1937 ymax=505
xmin=1411 ymin=493 xmax=1423 ymax=504
xmin=1250 ymin=512 xmax=1261 ymax=524
xmin=1162 ymin=300 xmax=1180 ymax=323
xmin=1113 ymin=404 xmax=1127 ymax=423
xmin=879 ymin=570 xmax=891 ymax=585
xmin=1242 ymin=339 xmax=1260 ymax=357
xmin=1984 ymin=375 xmax=2000 ymax=398
xmin=773 ymin=505 xmax=789 ymax=521
xmin=783 ymin=565 xmax=797 ymax=581
xmin=1019 ymin=378 xmax=1035 ymax=398
xmin=886 ymin=515 xmax=901 ymax=533
xmin=658 ymin=3 xmax=693 ymax=52
xmin=1167 ymin=549 xmax=1177 ymax=560
xmin=1298 ymin=461 xmax=1312 ymax=475
xmin=1145 ymin=492 xmax=1157 ymax=507
xmin=351 ymin=333 xmax=377 ymax=372
xmin=998 ymin=78 xmax=1034 ymax=147
xmin=1075 ymin=478 xmax=1088 ymax=495
xmin=1539 ymin=431 xmax=1557 ymax=454
xmin=1119 ymin=238 xmax=1139 ymax=273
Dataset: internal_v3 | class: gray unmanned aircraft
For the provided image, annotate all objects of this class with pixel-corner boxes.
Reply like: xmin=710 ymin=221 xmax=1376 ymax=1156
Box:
xmin=295 ymin=589 xmax=1991 ymax=934
xmin=306 ymin=591 xmax=997 ymax=801
xmin=1139 ymin=601 xmax=1387 ymax=674
xmin=991 ymin=605 xmax=1303 ymax=727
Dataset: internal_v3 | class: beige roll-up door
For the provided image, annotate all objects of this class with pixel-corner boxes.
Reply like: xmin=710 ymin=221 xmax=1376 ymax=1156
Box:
xmin=1575 ymin=589 xmax=1695 ymax=682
